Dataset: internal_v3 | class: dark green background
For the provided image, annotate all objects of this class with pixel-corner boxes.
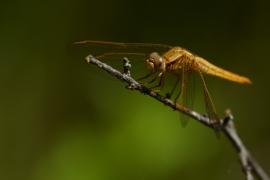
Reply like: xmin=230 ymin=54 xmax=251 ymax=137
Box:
xmin=1 ymin=0 xmax=269 ymax=179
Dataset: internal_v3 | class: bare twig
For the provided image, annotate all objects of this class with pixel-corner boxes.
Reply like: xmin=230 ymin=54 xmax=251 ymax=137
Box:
xmin=85 ymin=55 xmax=269 ymax=180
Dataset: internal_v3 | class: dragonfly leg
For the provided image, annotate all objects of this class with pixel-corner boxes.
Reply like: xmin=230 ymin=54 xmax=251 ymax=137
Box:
xmin=166 ymin=79 xmax=180 ymax=99
xmin=166 ymin=72 xmax=182 ymax=99
xmin=138 ymin=71 xmax=164 ymax=86
xmin=148 ymin=72 xmax=166 ymax=92
xmin=137 ymin=71 xmax=159 ymax=81
xmin=140 ymin=74 xmax=159 ymax=85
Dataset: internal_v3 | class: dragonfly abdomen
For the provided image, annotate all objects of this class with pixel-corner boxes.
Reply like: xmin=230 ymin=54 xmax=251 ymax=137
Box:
xmin=195 ymin=57 xmax=252 ymax=84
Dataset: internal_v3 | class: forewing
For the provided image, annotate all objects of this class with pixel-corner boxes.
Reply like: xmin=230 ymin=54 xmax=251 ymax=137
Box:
xmin=67 ymin=40 xmax=172 ymax=58
xmin=66 ymin=40 xmax=173 ymax=80
xmin=179 ymin=60 xmax=195 ymax=127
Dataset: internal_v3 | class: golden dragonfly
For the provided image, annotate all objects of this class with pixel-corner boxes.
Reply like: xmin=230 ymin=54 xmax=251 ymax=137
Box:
xmin=67 ymin=40 xmax=252 ymax=138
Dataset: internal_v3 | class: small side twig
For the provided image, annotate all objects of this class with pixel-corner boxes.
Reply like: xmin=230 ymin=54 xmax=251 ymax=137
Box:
xmin=85 ymin=55 xmax=269 ymax=180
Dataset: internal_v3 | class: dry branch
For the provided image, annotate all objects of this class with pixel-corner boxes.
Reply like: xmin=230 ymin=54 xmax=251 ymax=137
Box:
xmin=85 ymin=55 xmax=269 ymax=180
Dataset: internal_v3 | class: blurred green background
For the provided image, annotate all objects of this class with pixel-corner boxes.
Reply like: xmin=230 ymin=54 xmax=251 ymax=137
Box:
xmin=0 ymin=0 xmax=269 ymax=179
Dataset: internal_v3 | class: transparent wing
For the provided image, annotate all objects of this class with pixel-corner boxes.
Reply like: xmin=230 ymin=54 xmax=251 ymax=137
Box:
xmin=179 ymin=59 xmax=195 ymax=127
xmin=66 ymin=40 xmax=173 ymax=58
xmin=194 ymin=60 xmax=220 ymax=138
xmin=66 ymin=40 xmax=173 ymax=80
xmin=202 ymin=82 xmax=220 ymax=138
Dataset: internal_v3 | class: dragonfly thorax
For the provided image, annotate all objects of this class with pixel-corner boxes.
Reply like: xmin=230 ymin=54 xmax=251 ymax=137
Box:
xmin=146 ymin=52 xmax=166 ymax=73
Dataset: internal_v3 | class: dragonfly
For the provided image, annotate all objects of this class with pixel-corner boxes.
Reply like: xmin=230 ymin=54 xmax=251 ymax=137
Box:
xmin=67 ymin=40 xmax=252 ymax=138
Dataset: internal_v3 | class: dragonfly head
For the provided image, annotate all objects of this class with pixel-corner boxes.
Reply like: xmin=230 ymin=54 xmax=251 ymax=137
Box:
xmin=146 ymin=52 xmax=166 ymax=72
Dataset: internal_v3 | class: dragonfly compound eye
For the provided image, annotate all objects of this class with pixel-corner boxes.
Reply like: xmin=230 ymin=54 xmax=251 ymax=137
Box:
xmin=149 ymin=52 xmax=166 ymax=71
xmin=147 ymin=52 xmax=163 ymax=72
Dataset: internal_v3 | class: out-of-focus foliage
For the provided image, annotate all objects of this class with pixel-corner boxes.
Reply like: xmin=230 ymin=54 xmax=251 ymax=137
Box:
xmin=0 ymin=0 xmax=269 ymax=179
